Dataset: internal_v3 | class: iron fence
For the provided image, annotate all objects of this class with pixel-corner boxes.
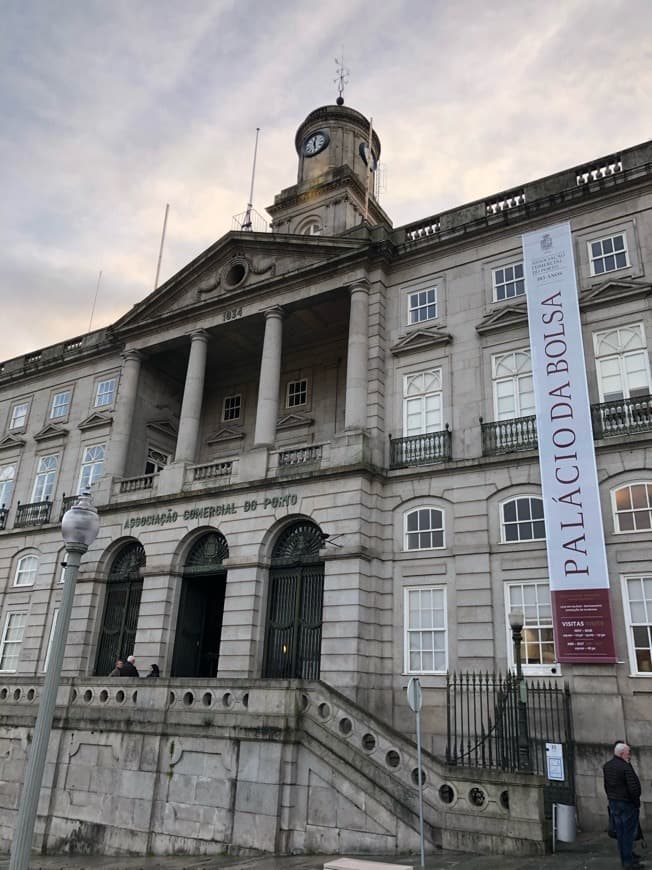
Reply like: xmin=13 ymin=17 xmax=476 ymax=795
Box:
xmin=15 ymin=499 xmax=52 ymax=528
xmin=591 ymin=395 xmax=652 ymax=439
xmin=389 ymin=426 xmax=451 ymax=468
xmin=480 ymin=415 xmax=538 ymax=455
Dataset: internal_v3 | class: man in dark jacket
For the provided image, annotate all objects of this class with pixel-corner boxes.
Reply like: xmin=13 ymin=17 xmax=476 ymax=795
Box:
xmin=604 ymin=742 xmax=643 ymax=868
xmin=120 ymin=655 xmax=139 ymax=677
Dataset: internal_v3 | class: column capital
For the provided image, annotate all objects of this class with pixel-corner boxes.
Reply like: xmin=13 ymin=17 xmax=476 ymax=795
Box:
xmin=121 ymin=348 xmax=142 ymax=363
xmin=189 ymin=329 xmax=210 ymax=343
xmin=262 ymin=305 xmax=285 ymax=321
xmin=348 ymin=280 xmax=370 ymax=296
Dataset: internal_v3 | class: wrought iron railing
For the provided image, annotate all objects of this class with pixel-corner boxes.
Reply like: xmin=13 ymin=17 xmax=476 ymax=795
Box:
xmin=192 ymin=461 xmax=233 ymax=481
xmin=481 ymin=415 xmax=538 ymax=455
xmin=59 ymin=494 xmax=79 ymax=520
xmin=119 ymin=474 xmax=155 ymax=493
xmin=15 ymin=499 xmax=52 ymax=527
xmin=0 ymin=506 xmax=7 ymax=530
xmin=591 ymin=395 xmax=652 ymax=439
xmin=279 ymin=445 xmax=323 ymax=466
xmin=389 ymin=426 xmax=451 ymax=468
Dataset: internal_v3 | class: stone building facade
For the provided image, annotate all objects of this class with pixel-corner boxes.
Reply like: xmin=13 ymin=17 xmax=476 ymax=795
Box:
xmin=0 ymin=101 xmax=651 ymax=857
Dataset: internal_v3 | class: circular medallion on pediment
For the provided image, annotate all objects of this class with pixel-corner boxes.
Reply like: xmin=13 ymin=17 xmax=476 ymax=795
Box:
xmin=223 ymin=257 xmax=249 ymax=290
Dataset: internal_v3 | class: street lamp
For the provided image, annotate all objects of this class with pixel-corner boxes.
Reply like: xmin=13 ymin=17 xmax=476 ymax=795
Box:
xmin=508 ymin=609 xmax=532 ymax=772
xmin=10 ymin=490 xmax=99 ymax=870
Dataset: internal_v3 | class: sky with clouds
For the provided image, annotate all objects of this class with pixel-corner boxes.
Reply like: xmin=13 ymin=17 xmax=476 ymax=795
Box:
xmin=2 ymin=0 xmax=650 ymax=361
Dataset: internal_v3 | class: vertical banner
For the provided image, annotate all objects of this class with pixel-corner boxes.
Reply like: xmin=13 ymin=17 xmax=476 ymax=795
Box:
xmin=522 ymin=222 xmax=616 ymax=663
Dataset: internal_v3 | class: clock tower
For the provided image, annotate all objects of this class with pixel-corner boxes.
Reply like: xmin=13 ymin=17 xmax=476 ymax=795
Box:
xmin=267 ymin=102 xmax=392 ymax=236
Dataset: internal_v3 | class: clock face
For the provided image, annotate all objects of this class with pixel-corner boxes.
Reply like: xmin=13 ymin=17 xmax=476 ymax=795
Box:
xmin=303 ymin=129 xmax=329 ymax=157
xmin=359 ymin=142 xmax=378 ymax=170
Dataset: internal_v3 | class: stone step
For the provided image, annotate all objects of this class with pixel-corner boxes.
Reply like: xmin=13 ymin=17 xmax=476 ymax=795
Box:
xmin=323 ymin=859 xmax=414 ymax=870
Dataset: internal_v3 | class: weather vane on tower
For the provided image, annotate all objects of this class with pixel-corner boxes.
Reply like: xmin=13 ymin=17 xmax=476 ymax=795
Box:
xmin=334 ymin=54 xmax=349 ymax=106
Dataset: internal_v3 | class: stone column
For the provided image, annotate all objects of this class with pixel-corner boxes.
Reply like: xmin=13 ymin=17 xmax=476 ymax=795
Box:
xmin=254 ymin=306 xmax=284 ymax=447
xmin=108 ymin=349 xmax=141 ymax=478
xmin=344 ymin=282 xmax=370 ymax=430
xmin=174 ymin=330 xmax=209 ymax=463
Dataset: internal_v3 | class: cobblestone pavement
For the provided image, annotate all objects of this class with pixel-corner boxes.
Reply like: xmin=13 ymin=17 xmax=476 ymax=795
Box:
xmin=0 ymin=831 xmax=640 ymax=869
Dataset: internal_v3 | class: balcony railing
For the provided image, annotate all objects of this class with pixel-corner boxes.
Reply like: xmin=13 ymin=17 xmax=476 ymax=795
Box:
xmin=0 ymin=506 xmax=7 ymax=530
xmin=59 ymin=494 xmax=79 ymax=520
xmin=192 ymin=461 xmax=233 ymax=482
xmin=389 ymin=427 xmax=451 ymax=468
xmin=279 ymin=445 xmax=323 ymax=466
xmin=481 ymin=415 xmax=538 ymax=456
xmin=119 ymin=474 xmax=155 ymax=493
xmin=591 ymin=395 xmax=652 ymax=439
xmin=15 ymin=499 xmax=52 ymax=528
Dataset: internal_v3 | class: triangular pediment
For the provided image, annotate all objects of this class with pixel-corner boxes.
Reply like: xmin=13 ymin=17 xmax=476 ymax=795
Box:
xmin=34 ymin=423 xmax=69 ymax=442
xmin=206 ymin=427 xmax=245 ymax=445
xmin=113 ymin=231 xmax=368 ymax=334
xmin=390 ymin=326 xmax=452 ymax=356
xmin=0 ymin=434 xmax=25 ymax=451
xmin=277 ymin=413 xmax=314 ymax=429
xmin=146 ymin=419 xmax=178 ymax=439
xmin=580 ymin=278 xmax=652 ymax=309
xmin=476 ymin=303 xmax=528 ymax=334
xmin=78 ymin=411 xmax=112 ymax=431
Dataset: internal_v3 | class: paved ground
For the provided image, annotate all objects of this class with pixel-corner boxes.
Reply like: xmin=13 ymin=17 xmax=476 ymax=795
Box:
xmin=0 ymin=830 xmax=643 ymax=869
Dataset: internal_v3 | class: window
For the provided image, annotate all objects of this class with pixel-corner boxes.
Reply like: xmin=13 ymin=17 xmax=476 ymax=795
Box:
xmin=94 ymin=378 xmax=116 ymax=407
xmin=403 ymin=369 xmax=442 ymax=435
xmin=622 ymin=576 xmax=652 ymax=674
xmin=405 ymin=508 xmax=445 ymax=550
xmin=144 ymin=447 xmax=169 ymax=475
xmin=14 ymin=554 xmax=38 ymax=587
xmin=492 ymin=350 xmax=534 ymax=420
xmin=408 ymin=287 xmax=437 ymax=324
xmin=286 ymin=379 xmax=308 ymax=408
xmin=32 ymin=454 xmax=59 ymax=501
xmin=404 ymin=586 xmax=447 ymax=673
xmin=9 ymin=401 xmax=29 ymax=430
xmin=50 ymin=390 xmax=72 ymax=419
xmin=589 ymin=232 xmax=628 ymax=275
xmin=493 ymin=262 xmax=525 ymax=301
xmin=594 ymin=324 xmax=651 ymax=402
xmin=505 ymin=582 xmax=557 ymax=673
xmin=0 ymin=612 xmax=27 ymax=672
xmin=613 ymin=483 xmax=652 ymax=532
xmin=78 ymin=444 xmax=105 ymax=490
xmin=222 ymin=394 xmax=242 ymax=422
xmin=301 ymin=220 xmax=322 ymax=236
xmin=501 ymin=497 xmax=545 ymax=542
xmin=0 ymin=464 xmax=15 ymax=507
xmin=44 ymin=609 xmax=59 ymax=672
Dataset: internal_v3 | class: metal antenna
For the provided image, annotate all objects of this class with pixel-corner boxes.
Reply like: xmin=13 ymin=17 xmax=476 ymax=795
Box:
xmin=241 ymin=127 xmax=260 ymax=231
xmin=87 ymin=269 xmax=102 ymax=333
xmin=334 ymin=53 xmax=349 ymax=105
xmin=154 ymin=203 xmax=170 ymax=289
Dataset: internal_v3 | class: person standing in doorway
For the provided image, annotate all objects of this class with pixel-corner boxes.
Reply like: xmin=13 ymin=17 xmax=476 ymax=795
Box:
xmin=604 ymin=741 xmax=643 ymax=868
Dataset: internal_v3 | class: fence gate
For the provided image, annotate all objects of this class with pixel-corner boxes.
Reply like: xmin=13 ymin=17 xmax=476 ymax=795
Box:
xmin=445 ymin=672 xmax=574 ymax=816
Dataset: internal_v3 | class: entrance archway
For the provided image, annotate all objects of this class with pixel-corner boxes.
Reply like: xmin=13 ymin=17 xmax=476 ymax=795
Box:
xmin=95 ymin=542 xmax=145 ymax=675
xmin=263 ymin=520 xmax=325 ymax=680
xmin=171 ymin=532 xmax=228 ymax=678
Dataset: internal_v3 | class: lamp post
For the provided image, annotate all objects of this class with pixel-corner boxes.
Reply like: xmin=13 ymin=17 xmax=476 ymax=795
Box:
xmin=10 ymin=491 xmax=99 ymax=870
xmin=508 ymin=609 xmax=532 ymax=773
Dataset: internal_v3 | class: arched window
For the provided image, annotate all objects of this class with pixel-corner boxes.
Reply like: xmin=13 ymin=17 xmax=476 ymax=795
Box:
xmin=501 ymin=497 xmax=545 ymax=542
xmin=613 ymin=483 xmax=652 ymax=532
xmin=94 ymin=542 xmax=145 ymax=675
xmin=404 ymin=508 xmax=444 ymax=551
xmin=14 ymin=554 xmax=38 ymax=587
xmin=263 ymin=521 xmax=325 ymax=680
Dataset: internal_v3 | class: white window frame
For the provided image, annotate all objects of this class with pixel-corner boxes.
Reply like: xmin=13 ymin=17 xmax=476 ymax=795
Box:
xmin=403 ymin=585 xmax=448 ymax=675
xmin=492 ymin=262 xmax=525 ymax=302
xmin=49 ymin=389 xmax=72 ymax=420
xmin=611 ymin=482 xmax=652 ymax=534
xmin=78 ymin=444 xmax=105 ymax=490
xmin=0 ymin=464 xmax=15 ymax=508
xmin=32 ymin=453 xmax=60 ymax=502
xmin=593 ymin=323 xmax=651 ymax=403
xmin=14 ymin=554 xmax=38 ymax=587
xmin=299 ymin=219 xmax=322 ymax=236
xmin=504 ymin=581 xmax=559 ymax=676
xmin=286 ymin=378 xmax=308 ymax=409
xmin=9 ymin=401 xmax=30 ymax=431
xmin=588 ymin=232 xmax=629 ymax=276
xmin=0 ymin=611 xmax=27 ymax=672
xmin=492 ymin=349 xmax=534 ymax=421
xmin=144 ymin=447 xmax=169 ymax=475
xmin=44 ymin=608 xmax=59 ymax=672
xmin=500 ymin=496 xmax=546 ymax=543
xmin=94 ymin=377 xmax=117 ymax=408
xmin=407 ymin=287 xmax=437 ymax=324
xmin=621 ymin=574 xmax=652 ymax=676
xmin=222 ymin=394 xmax=242 ymax=422
xmin=403 ymin=368 xmax=443 ymax=436
xmin=404 ymin=507 xmax=445 ymax=551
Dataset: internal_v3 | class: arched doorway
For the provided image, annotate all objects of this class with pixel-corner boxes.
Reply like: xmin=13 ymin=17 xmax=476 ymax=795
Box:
xmin=263 ymin=520 xmax=325 ymax=680
xmin=171 ymin=532 xmax=228 ymax=678
xmin=95 ymin=542 xmax=145 ymax=675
